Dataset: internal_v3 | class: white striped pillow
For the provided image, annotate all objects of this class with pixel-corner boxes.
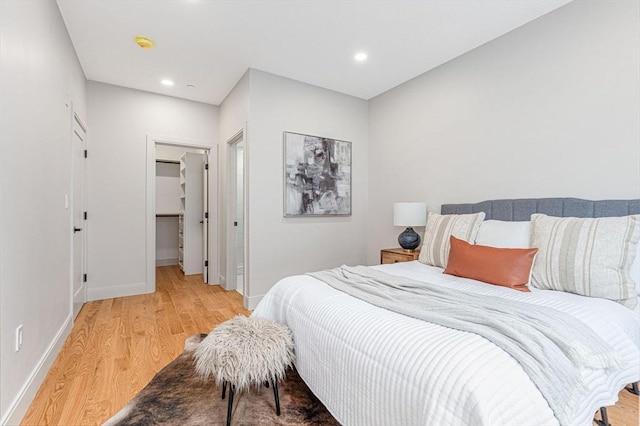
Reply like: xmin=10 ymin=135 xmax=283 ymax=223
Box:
xmin=418 ymin=212 xmax=485 ymax=268
xmin=530 ymin=213 xmax=640 ymax=309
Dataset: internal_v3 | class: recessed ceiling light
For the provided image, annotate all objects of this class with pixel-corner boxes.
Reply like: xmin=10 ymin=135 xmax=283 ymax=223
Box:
xmin=134 ymin=35 xmax=155 ymax=49
xmin=161 ymin=79 xmax=174 ymax=87
xmin=354 ymin=52 xmax=368 ymax=62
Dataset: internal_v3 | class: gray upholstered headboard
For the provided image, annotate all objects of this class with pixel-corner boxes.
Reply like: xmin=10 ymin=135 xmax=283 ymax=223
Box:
xmin=441 ymin=198 xmax=640 ymax=220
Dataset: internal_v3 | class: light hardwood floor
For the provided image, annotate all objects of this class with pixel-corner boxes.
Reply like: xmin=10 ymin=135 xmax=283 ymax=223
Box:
xmin=22 ymin=266 xmax=249 ymax=425
xmin=22 ymin=265 xmax=639 ymax=425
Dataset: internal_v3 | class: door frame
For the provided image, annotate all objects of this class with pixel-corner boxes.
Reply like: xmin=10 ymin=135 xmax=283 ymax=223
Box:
xmin=225 ymin=129 xmax=248 ymax=297
xmin=70 ymin=109 xmax=88 ymax=319
xmin=145 ymin=134 xmax=216 ymax=293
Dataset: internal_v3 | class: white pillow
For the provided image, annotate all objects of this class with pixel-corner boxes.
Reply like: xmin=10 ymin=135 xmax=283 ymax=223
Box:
xmin=475 ymin=220 xmax=531 ymax=248
xmin=632 ymin=246 xmax=640 ymax=296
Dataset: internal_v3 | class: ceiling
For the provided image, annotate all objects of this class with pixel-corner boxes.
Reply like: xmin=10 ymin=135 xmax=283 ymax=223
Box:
xmin=56 ymin=0 xmax=571 ymax=106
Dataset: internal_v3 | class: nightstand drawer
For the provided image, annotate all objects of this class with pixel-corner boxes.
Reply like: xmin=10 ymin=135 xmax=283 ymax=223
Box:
xmin=380 ymin=248 xmax=420 ymax=264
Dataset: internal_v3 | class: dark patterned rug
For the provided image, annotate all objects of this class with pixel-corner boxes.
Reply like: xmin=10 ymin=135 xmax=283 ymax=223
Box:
xmin=103 ymin=334 xmax=340 ymax=426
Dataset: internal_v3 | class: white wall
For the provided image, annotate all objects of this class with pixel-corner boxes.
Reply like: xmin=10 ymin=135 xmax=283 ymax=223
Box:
xmin=156 ymin=162 xmax=181 ymax=215
xmin=156 ymin=217 xmax=179 ymax=265
xmin=156 ymin=145 xmax=202 ymax=162
xmin=86 ymin=82 xmax=218 ymax=300
xmin=244 ymin=69 xmax=369 ymax=307
xmin=367 ymin=0 xmax=640 ymax=264
xmin=0 ymin=1 xmax=87 ymax=423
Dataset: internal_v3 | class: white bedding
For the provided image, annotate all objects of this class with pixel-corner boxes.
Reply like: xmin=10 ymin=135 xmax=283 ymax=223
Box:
xmin=252 ymin=261 xmax=640 ymax=426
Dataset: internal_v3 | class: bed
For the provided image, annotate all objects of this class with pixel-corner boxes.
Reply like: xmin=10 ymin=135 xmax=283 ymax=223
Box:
xmin=252 ymin=198 xmax=640 ymax=426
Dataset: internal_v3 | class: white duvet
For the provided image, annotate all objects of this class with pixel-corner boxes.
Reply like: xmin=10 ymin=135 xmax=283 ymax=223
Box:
xmin=252 ymin=261 xmax=640 ymax=426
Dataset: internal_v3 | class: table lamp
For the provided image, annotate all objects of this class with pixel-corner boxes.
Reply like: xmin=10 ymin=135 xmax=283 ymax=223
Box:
xmin=394 ymin=202 xmax=427 ymax=251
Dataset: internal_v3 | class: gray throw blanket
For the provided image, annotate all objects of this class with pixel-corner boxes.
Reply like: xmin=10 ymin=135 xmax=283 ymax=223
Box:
xmin=309 ymin=265 xmax=625 ymax=426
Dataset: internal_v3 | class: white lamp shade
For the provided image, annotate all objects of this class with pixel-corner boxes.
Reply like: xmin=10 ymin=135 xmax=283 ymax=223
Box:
xmin=393 ymin=202 xmax=427 ymax=227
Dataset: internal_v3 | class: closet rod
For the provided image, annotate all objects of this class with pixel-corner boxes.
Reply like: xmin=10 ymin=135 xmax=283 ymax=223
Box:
xmin=156 ymin=213 xmax=180 ymax=217
xmin=156 ymin=159 xmax=180 ymax=164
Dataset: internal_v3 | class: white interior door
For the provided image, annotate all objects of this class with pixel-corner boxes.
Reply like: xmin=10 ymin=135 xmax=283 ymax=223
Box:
xmin=202 ymin=151 xmax=209 ymax=283
xmin=227 ymin=133 xmax=245 ymax=294
xmin=181 ymin=152 xmax=204 ymax=275
xmin=235 ymin=142 xmax=244 ymax=293
xmin=72 ymin=114 xmax=87 ymax=318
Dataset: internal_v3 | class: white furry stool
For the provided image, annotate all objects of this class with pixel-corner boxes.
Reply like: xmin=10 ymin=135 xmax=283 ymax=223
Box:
xmin=194 ymin=315 xmax=295 ymax=426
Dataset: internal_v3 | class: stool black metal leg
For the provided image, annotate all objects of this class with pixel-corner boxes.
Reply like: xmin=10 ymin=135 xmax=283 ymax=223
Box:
xmin=271 ymin=378 xmax=281 ymax=416
xmin=222 ymin=380 xmax=227 ymax=400
xmin=226 ymin=385 xmax=235 ymax=426
xmin=627 ymin=382 xmax=639 ymax=395
xmin=600 ymin=407 xmax=609 ymax=426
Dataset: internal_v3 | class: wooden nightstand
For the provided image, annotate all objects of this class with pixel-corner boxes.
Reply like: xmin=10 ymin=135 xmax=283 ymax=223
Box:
xmin=380 ymin=248 xmax=420 ymax=264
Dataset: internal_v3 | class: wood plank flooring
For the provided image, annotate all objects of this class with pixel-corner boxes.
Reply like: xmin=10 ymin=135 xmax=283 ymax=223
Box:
xmin=21 ymin=266 xmax=249 ymax=426
xmin=21 ymin=265 xmax=639 ymax=425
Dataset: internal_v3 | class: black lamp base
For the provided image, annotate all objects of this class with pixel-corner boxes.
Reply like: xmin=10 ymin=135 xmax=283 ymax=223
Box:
xmin=398 ymin=227 xmax=421 ymax=251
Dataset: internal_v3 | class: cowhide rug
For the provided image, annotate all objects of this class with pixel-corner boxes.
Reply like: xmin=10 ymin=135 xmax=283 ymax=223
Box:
xmin=103 ymin=334 xmax=339 ymax=426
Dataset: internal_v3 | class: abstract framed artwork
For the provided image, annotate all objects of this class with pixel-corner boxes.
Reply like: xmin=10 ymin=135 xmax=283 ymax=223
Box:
xmin=283 ymin=131 xmax=352 ymax=217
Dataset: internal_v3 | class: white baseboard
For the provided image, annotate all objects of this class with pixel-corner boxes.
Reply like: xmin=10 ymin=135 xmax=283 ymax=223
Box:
xmin=243 ymin=294 xmax=263 ymax=311
xmin=1 ymin=315 xmax=73 ymax=426
xmin=87 ymin=281 xmax=149 ymax=301
xmin=218 ymin=274 xmax=226 ymax=287
xmin=156 ymin=257 xmax=178 ymax=266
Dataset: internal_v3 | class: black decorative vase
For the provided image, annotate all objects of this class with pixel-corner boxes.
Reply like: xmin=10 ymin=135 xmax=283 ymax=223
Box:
xmin=398 ymin=227 xmax=421 ymax=250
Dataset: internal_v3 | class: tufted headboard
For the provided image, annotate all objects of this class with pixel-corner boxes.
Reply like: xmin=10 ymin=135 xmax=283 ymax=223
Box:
xmin=441 ymin=197 xmax=640 ymax=220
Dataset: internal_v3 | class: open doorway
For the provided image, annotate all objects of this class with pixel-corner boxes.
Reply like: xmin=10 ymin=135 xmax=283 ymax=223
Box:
xmin=226 ymin=131 xmax=246 ymax=296
xmin=155 ymin=146 xmax=207 ymax=277
xmin=146 ymin=136 xmax=217 ymax=294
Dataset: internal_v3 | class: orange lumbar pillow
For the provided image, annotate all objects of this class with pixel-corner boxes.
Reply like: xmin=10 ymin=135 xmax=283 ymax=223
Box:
xmin=443 ymin=236 xmax=539 ymax=292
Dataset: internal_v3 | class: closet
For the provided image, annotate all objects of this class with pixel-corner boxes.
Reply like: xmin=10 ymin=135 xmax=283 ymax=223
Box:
xmin=155 ymin=160 xmax=181 ymax=266
xmin=155 ymin=148 xmax=205 ymax=276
